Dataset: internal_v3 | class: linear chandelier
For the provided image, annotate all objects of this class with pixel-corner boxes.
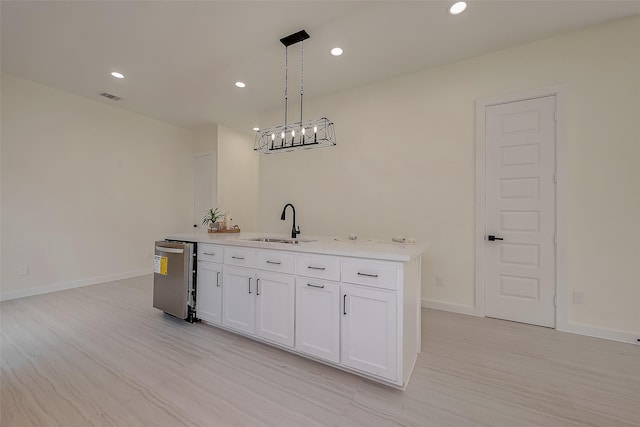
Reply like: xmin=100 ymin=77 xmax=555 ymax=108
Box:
xmin=254 ymin=30 xmax=336 ymax=154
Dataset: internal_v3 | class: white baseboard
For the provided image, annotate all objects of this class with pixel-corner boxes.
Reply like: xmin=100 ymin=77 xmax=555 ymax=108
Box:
xmin=0 ymin=268 xmax=153 ymax=301
xmin=557 ymin=321 xmax=640 ymax=346
xmin=423 ymin=298 xmax=639 ymax=346
xmin=421 ymin=299 xmax=482 ymax=317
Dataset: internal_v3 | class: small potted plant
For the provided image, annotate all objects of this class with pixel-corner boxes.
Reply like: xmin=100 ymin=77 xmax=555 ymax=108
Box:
xmin=202 ymin=207 xmax=222 ymax=231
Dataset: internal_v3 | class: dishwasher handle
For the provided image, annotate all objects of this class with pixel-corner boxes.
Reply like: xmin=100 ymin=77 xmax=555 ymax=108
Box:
xmin=155 ymin=246 xmax=184 ymax=254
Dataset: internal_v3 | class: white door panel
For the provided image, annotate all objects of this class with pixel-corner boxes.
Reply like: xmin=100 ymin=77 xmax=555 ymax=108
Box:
xmin=341 ymin=285 xmax=397 ymax=381
xmin=255 ymin=271 xmax=295 ymax=347
xmin=222 ymin=266 xmax=255 ymax=334
xmin=485 ymin=96 xmax=556 ymax=327
xmin=295 ymin=279 xmax=340 ymax=363
xmin=197 ymin=261 xmax=223 ymax=325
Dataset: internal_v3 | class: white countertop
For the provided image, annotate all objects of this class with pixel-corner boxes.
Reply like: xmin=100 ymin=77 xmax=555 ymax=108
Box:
xmin=165 ymin=231 xmax=428 ymax=262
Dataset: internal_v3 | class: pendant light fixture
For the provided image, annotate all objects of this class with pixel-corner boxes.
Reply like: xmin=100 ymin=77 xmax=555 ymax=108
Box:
xmin=254 ymin=30 xmax=336 ymax=154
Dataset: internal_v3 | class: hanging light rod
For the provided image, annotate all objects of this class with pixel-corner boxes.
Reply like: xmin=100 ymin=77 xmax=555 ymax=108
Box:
xmin=254 ymin=29 xmax=336 ymax=154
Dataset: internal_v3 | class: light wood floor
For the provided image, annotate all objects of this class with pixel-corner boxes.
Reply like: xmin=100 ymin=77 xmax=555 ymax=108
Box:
xmin=1 ymin=275 xmax=639 ymax=427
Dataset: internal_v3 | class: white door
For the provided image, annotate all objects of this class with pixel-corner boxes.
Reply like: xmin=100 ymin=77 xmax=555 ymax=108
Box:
xmin=196 ymin=261 xmax=223 ymax=325
xmin=193 ymin=152 xmax=215 ymax=228
xmin=295 ymin=279 xmax=340 ymax=363
xmin=485 ymin=95 xmax=556 ymax=327
xmin=341 ymin=284 xmax=397 ymax=381
xmin=222 ymin=266 xmax=255 ymax=334
xmin=255 ymin=271 xmax=295 ymax=347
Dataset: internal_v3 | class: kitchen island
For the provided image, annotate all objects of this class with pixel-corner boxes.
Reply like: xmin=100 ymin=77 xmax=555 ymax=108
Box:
xmin=164 ymin=231 xmax=427 ymax=388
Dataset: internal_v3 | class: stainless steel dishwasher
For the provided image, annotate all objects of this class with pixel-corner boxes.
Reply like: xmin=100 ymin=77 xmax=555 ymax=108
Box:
xmin=153 ymin=240 xmax=198 ymax=322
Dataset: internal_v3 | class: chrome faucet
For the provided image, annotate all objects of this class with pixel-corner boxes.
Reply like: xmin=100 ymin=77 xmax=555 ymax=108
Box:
xmin=280 ymin=203 xmax=300 ymax=239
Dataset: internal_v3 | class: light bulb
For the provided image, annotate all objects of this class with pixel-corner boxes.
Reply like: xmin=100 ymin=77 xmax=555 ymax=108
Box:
xmin=302 ymin=128 xmax=306 ymax=135
xmin=271 ymin=133 xmax=275 ymax=141
xmin=291 ymin=129 xmax=295 ymax=137
xmin=449 ymin=1 xmax=467 ymax=15
xmin=313 ymin=125 xmax=318 ymax=133
xmin=281 ymin=131 xmax=285 ymax=139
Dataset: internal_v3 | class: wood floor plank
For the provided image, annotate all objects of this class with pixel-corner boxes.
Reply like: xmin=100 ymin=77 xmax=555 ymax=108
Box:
xmin=1 ymin=275 xmax=639 ymax=426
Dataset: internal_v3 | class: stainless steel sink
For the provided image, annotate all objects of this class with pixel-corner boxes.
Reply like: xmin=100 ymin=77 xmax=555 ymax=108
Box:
xmin=243 ymin=237 xmax=315 ymax=244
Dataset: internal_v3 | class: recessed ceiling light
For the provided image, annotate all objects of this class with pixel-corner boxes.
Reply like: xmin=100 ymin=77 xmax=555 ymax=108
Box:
xmin=449 ymin=1 xmax=467 ymax=15
xmin=330 ymin=47 xmax=343 ymax=56
xmin=235 ymin=81 xmax=246 ymax=88
xmin=253 ymin=127 xmax=260 ymax=131
xmin=111 ymin=72 xmax=125 ymax=79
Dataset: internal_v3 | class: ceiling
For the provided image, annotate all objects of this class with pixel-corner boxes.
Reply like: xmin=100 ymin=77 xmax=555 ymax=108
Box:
xmin=2 ymin=1 xmax=640 ymax=132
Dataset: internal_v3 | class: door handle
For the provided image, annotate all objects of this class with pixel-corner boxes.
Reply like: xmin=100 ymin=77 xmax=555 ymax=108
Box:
xmin=487 ymin=235 xmax=504 ymax=241
xmin=248 ymin=278 xmax=252 ymax=294
xmin=256 ymin=279 xmax=260 ymax=296
xmin=216 ymin=271 xmax=220 ymax=287
xmin=343 ymin=294 xmax=347 ymax=315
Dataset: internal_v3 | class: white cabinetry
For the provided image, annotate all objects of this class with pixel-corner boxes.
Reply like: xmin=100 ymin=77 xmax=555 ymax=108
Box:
xmin=224 ymin=247 xmax=256 ymax=268
xmin=341 ymin=284 xmax=397 ymax=381
xmin=220 ymin=251 xmax=295 ymax=348
xmin=255 ymin=271 xmax=295 ymax=347
xmin=197 ymin=260 xmax=223 ymax=325
xmin=185 ymin=236 xmax=422 ymax=388
xmin=222 ymin=265 xmax=255 ymax=334
xmin=295 ymin=278 xmax=340 ymax=363
xmin=295 ymin=254 xmax=340 ymax=281
xmin=256 ymin=250 xmax=295 ymax=274
xmin=198 ymin=244 xmax=224 ymax=263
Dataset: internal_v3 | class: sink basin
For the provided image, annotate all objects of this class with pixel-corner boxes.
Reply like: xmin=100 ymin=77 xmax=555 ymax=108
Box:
xmin=243 ymin=237 xmax=315 ymax=245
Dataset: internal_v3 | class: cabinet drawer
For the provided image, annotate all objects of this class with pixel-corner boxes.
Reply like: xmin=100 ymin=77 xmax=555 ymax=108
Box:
xmin=295 ymin=254 xmax=340 ymax=281
xmin=342 ymin=259 xmax=398 ymax=290
xmin=224 ymin=247 xmax=256 ymax=268
xmin=256 ymin=250 xmax=295 ymax=274
xmin=198 ymin=244 xmax=224 ymax=263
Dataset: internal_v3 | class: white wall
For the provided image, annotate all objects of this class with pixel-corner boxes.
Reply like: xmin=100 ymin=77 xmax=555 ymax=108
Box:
xmin=258 ymin=16 xmax=640 ymax=337
xmin=192 ymin=125 xmax=219 ymax=228
xmin=217 ymin=125 xmax=259 ymax=232
xmin=1 ymin=74 xmax=194 ymax=299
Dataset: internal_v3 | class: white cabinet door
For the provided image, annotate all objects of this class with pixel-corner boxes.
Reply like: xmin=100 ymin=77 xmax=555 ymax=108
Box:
xmin=295 ymin=278 xmax=340 ymax=363
xmin=341 ymin=284 xmax=397 ymax=381
xmin=197 ymin=261 xmax=223 ymax=325
xmin=255 ymin=271 xmax=295 ymax=347
xmin=222 ymin=265 xmax=255 ymax=334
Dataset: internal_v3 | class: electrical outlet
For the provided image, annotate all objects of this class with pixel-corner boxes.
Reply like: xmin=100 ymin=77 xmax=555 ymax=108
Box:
xmin=435 ymin=275 xmax=444 ymax=287
xmin=18 ymin=265 xmax=30 ymax=276
xmin=573 ymin=291 xmax=584 ymax=304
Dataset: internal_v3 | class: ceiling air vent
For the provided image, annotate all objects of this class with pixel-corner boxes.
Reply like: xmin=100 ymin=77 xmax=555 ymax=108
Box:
xmin=99 ymin=92 xmax=121 ymax=101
